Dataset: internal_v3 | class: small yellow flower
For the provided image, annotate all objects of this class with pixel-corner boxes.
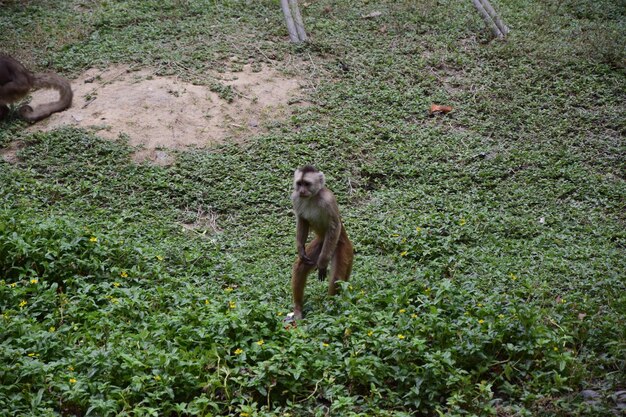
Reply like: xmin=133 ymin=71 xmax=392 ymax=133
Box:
xmin=69 ymin=378 xmax=77 ymax=384
xmin=241 ymin=413 xmax=250 ymax=417
xmin=68 ymin=366 xmax=75 ymax=371
xmin=424 ymin=287 xmax=431 ymax=293
xmin=224 ymin=287 xmax=234 ymax=293
xmin=459 ymin=218 xmax=467 ymax=226
xmin=110 ymin=298 xmax=119 ymax=304
xmin=30 ymin=278 xmax=38 ymax=284
xmin=113 ymin=282 xmax=121 ymax=288
xmin=411 ymin=313 xmax=418 ymax=319
xmin=397 ymin=334 xmax=405 ymax=340
xmin=120 ymin=271 xmax=128 ymax=278
xmin=49 ymin=326 xmax=56 ymax=332
xmin=28 ymin=352 xmax=36 ymax=357
xmin=477 ymin=303 xmax=483 ymax=307
xmin=561 ymin=299 xmax=566 ymax=304
xmin=553 ymin=347 xmax=559 ymax=352
xmin=400 ymin=251 xmax=408 ymax=257
xmin=498 ymin=314 xmax=505 ymax=319
xmin=19 ymin=300 xmax=27 ymax=308
xmin=416 ymin=227 xmax=422 ymax=232
xmin=510 ymin=273 xmax=517 ymax=281
xmin=156 ymin=255 xmax=164 ymax=261
xmin=349 ymin=285 xmax=353 ymax=290
xmin=322 ymin=343 xmax=329 ymax=347
xmin=9 ymin=282 xmax=17 ymax=288
xmin=344 ymin=328 xmax=352 ymax=336
xmin=204 ymin=299 xmax=210 ymax=305
xmin=256 ymin=340 xmax=265 ymax=346
xmin=234 ymin=348 xmax=243 ymax=355
xmin=399 ymin=309 xmax=406 ymax=314
xmin=478 ymin=319 xmax=485 ymax=324
xmin=229 ymin=301 xmax=236 ymax=309
xmin=367 ymin=330 xmax=374 ymax=337
xmin=89 ymin=236 xmax=97 ymax=243
xmin=154 ymin=375 xmax=161 ymax=381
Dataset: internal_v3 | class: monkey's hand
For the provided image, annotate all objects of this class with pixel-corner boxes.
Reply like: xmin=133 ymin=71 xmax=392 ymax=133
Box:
xmin=317 ymin=266 xmax=328 ymax=281
xmin=298 ymin=249 xmax=315 ymax=265
xmin=317 ymin=257 xmax=329 ymax=281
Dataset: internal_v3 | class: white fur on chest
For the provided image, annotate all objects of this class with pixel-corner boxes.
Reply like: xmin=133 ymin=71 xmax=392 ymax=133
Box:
xmin=293 ymin=197 xmax=329 ymax=230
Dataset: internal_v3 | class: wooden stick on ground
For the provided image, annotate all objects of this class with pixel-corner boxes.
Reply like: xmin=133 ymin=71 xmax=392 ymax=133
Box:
xmin=289 ymin=0 xmax=308 ymax=42
xmin=471 ymin=0 xmax=508 ymax=39
xmin=280 ymin=0 xmax=299 ymax=43
xmin=480 ymin=0 xmax=509 ymax=37
xmin=281 ymin=0 xmax=308 ymax=43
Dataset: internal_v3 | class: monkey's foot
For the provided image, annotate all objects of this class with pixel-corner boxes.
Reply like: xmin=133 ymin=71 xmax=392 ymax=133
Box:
xmin=283 ymin=312 xmax=298 ymax=329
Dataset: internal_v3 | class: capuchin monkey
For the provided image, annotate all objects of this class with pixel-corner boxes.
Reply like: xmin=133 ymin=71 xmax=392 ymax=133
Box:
xmin=0 ymin=54 xmax=73 ymax=123
xmin=290 ymin=165 xmax=354 ymax=320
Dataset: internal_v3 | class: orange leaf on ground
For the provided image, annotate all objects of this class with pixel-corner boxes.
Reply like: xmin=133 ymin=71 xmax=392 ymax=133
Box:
xmin=430 ymin=104 xmax=453 ymax=114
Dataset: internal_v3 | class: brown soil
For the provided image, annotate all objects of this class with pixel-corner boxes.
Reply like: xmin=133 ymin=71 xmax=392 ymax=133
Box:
xmin=0 ymin=140 xmax=23 ymax=164
xmin=25 ymin=63 xmax=308 ymax=164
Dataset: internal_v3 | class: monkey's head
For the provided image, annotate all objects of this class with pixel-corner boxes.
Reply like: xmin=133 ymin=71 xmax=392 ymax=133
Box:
xmin=293 ymin=165 xmax=325 ymax=198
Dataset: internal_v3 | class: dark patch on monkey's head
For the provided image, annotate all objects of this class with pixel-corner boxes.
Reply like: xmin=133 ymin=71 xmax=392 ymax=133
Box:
xmin=298 ymin=165 xmax=319 ymax=174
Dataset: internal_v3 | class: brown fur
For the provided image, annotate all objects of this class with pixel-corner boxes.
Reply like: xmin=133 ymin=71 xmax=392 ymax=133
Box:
xmin=291 ymin=166 xmax=354 ymax=319
xmin=0 ymin=54 xmax=72 ymax=123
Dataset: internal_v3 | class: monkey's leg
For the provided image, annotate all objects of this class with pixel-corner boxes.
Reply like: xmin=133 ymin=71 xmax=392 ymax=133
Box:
xmin=291 ymin=238 xmax=322 ymax=319
xmin=328 ymin=236 xmax=354 ymax=296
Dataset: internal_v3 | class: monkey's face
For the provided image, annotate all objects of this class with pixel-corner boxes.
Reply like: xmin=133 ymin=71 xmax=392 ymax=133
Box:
xmin=293 ymin=169 xmax=324 ymax=199
xmin=295 ymin=177 xmax=315 ymax=198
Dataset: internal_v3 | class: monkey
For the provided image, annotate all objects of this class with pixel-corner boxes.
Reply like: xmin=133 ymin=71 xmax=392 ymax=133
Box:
xmin=0 ymin=54 xmax=73 ymax=123
xmin=290 ymin=165 xmax=354 ymax=320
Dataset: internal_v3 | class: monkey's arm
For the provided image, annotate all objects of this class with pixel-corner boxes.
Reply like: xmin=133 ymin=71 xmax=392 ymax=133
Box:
xmin=317 ymin=220 xmax=341 ymax=280
xmin=296 ymin=216 xmax=314 ymax=265
xmin=317 ymin=193 xmax=342 ymax=279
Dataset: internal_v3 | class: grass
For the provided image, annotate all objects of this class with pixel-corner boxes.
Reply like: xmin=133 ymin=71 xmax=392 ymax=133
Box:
xmin=1 ymin=0 xmax=625 ymax=416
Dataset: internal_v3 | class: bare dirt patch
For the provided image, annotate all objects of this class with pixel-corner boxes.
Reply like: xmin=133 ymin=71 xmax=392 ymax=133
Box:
xmin=27 ymin=63 xmax=308 ymax=164
xmin=0 ymin=140 xmax=24 ymax=164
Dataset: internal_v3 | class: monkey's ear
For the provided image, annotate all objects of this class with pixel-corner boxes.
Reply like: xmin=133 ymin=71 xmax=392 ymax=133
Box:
xmin=318 ymin=171 xmax=325 ymax=187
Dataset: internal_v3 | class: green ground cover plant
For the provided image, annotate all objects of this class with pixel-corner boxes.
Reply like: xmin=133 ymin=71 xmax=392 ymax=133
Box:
xmin=1 ymin=0 xmax=624 ymax=416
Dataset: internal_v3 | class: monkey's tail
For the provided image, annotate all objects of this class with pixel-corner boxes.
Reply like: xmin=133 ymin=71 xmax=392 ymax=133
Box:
xmin=19 ymin=73 xmax=73 ymax=122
